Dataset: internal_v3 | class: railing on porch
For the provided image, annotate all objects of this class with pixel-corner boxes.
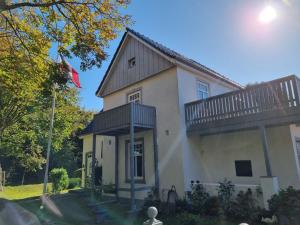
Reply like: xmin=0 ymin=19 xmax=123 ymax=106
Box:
xmin=185 ymin=75 xmax=300 ymax=133
xmin=93 ymin=103 xmax=156 ymax=134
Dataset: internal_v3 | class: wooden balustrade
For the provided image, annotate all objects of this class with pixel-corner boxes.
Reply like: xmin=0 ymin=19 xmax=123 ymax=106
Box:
xmin=93 ymin=102 xmax=156 ymax=135
xmin=185 ymin=75 xmax=300 ymax=134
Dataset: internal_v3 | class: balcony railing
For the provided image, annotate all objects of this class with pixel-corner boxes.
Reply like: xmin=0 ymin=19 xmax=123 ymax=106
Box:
xmin=93 ymin=103 xmax=156 ymax=135
xmin=185 ymin=75 xmax=300 ymax=134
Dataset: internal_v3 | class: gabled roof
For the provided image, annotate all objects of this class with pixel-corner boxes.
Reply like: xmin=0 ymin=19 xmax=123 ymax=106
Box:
xmin=96 ymin=28 xmax=242 ymax=96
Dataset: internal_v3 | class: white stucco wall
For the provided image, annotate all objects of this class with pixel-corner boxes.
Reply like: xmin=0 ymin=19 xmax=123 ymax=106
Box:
xmin=182 ymin=125 xmax=300 ymax=191
xmin=289 ymin=124 xmax=300 ymax=183
xmin=176 ymin=66 xmax=239 ymax=191
xmin=102 ymin=67 xmax=186 ymax=198
xmin=80 ymin=134 xmax=115 ymax=187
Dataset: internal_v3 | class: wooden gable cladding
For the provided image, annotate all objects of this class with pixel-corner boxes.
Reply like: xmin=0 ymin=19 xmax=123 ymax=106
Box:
xmin=100 ymin=35 xmax=174 ymax=96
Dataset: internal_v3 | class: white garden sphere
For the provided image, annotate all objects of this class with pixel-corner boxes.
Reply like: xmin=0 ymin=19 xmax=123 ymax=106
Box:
xmin=239 ymin=223 xmax=249 ymax=225
xmin=147 ymin=206 xmax=158 ymax=219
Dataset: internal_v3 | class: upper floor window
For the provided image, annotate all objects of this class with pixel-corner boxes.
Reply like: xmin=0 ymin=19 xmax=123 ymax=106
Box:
xmin=127 ymin=90 xmax=141 ymax=104
xmin=197 ymin=80 xmax=209 ymax=100
xmin=128 ymin=57 xmax=136 ymax=69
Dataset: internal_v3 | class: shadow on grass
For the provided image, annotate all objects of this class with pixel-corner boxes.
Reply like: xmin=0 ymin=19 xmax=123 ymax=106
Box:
xmin=2 ymin=193 xmax=95 ymax=225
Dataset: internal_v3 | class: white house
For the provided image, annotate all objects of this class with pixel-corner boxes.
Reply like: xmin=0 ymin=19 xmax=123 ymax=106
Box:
xmin=80 ymin=28 xmax=300 ymax=210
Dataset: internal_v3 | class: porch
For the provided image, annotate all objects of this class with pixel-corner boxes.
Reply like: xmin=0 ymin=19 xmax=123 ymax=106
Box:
xmin=90 ymin=102 xmax=159 ymax=211
xmin=184 ymin=75 xmax=300 ymax=207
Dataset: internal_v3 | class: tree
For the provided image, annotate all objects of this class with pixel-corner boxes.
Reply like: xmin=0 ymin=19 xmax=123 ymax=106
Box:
xmin=0 ymin=0 xmax=131 ymax=70
xmin=0 ymin=0 xmax=131 ymax=135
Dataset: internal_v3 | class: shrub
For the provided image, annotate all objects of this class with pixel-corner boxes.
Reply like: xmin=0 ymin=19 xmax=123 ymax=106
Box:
xmin=102 ymin=183 xmax=116 ymax=194
xmin=218 ymin=179 xmax=235 ymax=216
xmin=190 ymin=183 xmax=210 ymax=214
xmin=268 ymin=186 xmax=300 ymax=225
xmin=176 ymin=198 xmax=191 ymax=213
xmin=227 ymin=189 xmax=261 ymax=224
xmin=203 ymin=196 xmax=220 ymax=217
xmin=50 ymin=168 xmax=69 ymax=193
xmin=68 ymin=178 xmax=81 ymax=189
xmin=176 ymin=212 xmax=200 ymax=225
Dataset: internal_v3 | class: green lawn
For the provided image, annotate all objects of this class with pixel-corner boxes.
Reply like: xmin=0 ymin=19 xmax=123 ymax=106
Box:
xmin=0 ymin=184 xmax=237 ymax=225
xmin=0 ymin=183 xmax=52 ymax=200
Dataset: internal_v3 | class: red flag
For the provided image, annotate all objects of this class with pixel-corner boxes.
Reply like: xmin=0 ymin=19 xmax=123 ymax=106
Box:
xmin=60 ymin=56 xmax=81 ymax=88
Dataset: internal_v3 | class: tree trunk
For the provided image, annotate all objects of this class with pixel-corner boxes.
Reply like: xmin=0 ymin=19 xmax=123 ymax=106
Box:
xmin=21 ymin=169 xmax=25 ymax=185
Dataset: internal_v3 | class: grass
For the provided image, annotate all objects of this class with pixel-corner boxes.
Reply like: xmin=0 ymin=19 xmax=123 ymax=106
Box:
xmin=0 ymin=183 xmax=80 ymax=200
xmin=0 ymin=184 xmax=237 ymax=225
xmin=0 ymin=183 xmax=52 ymax=200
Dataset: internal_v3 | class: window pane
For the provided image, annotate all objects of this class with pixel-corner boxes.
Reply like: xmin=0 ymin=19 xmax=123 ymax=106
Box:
xmin=235 ymin=160 xmax=253 ymax=177
xmin=136 ymin=156 xmax=143 ymax=177
xmin=127 ymin=140 xmax=144 ymax=179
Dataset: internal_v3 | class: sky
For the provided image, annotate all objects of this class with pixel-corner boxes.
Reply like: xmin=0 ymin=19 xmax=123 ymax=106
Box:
xmin=71 ymin=0 xmax=300 ymax=111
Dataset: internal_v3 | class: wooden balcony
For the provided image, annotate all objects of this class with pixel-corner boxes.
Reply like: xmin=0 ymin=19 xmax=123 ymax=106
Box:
xmin=93 ymin=102 xmax=156 ymax=135
xmin=185 ymin=75 xmax=300 ymax=135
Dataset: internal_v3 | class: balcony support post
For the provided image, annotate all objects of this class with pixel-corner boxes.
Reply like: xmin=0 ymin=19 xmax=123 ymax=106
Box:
xmin=153 ymin=111 xmax=160 ymax=198
xmin=259 ymin=125 xmax=272 ymax=177
xmin=91 ymin=134 xmax=97 ymax=189
xmin=115 ymin=135 xmax=119 ymax=201
xmin=130 ymin=103 xmax=136 ymax=211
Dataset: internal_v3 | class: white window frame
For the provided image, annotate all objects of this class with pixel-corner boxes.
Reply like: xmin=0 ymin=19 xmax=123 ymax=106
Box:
xmin=127 ymin=89 xmax=142 ymax=104
xmin=196 ymin=80 xmax=209 ymax=100
xmin=125 ymin=139 xmax=145 ymax=182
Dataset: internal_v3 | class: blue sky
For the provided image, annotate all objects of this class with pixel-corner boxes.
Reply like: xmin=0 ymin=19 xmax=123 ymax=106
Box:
xmin=71 ymin=0 xmax=300 ymax=111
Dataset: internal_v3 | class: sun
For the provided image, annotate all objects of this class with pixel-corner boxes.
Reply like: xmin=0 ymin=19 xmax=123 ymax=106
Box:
xmin=259 ymin=6 xmax=277 ymax=24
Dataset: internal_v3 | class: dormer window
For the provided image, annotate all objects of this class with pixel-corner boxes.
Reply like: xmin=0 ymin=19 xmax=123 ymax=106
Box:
xmin=128 ymin=57 xmax=136 ymax=69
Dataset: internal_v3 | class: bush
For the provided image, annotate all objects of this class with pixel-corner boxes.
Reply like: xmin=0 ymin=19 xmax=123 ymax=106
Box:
xmin=102 ymin=183 xmax=116 ymax=194
xmin=176 ymin=212 xmax=200 ymax=225
xmin=203 ymin=196 xmax=220 ymax=217
xmin=50 ymin=168 xmax=69 ymax=193
xmin=68 ymin=178 xmax=81 ymax=189
xmin=176 ymin=198 xmax=191 ymax=213
xmin=227 ymin=189 xmax=261 ymax=224
xmin=218 ymin=179 xmax=235 ymax=216
xmin=268 ymin=186 xmax=300 ymax=225
xmin=190 ymin=183 xmax=210 ymax=214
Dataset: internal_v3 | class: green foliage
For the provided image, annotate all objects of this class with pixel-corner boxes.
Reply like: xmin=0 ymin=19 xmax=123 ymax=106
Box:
xmin=218 ymin=179 xmax=235 ymax=215
xmin=227 ymin=189 xmax=261 ymax=224
xmin=50 ymin=168 xmax=69 ymax=193
xmin=268 ymin=186 xmax=300 ymax=225
xmin=190 ymin=183 xmax=210 ymax=214
xmin=1 ymin=1 xmax=131 ymax=71
xmin=203 ymin=196 xmax=220 ymax=217
xmin=175 ymin=198 xmax=191 ymax=213
xmin=68 ymin=178 xmax=81 ymax=189
xmin=176 ymin=212 xmax=200 ymax=225
xmin=102 ymin=183 xmax=116 ymax=194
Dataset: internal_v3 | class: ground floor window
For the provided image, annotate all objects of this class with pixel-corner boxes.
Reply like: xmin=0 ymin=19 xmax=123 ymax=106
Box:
xmin=85 ymin=152 xmax=92 ymax=177
xmin=235 ymin=160 xmax=253 ymax=177
xmin=125 ymin=139 xmax=145 ymax=182
xmin=295 ymin=139 xmax=300 ymax=169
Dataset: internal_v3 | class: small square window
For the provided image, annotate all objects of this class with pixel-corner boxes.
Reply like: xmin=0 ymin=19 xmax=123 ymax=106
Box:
xmin=128 ymin=57 xmax=136 ymax=69
xmin=235 ymin=160 xmax=253 ymax=177
xmin=127 ymin=90 xmax=141 ymax=103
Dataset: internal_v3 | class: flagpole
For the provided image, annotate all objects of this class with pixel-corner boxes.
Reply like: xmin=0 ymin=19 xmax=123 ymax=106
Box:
xmin=43 ymin=84 xmax=56 ymax=194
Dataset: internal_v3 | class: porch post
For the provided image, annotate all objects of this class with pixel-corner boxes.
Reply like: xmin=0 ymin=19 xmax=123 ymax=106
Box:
xmin=153 ymin=110 xmax=160 ymax=197
xmin=115 ymin=136 xmax=119 ymax=201
xmin=130 ymin=103 xmax=136 ymax=211
xmin=91 ymin=134 xmax=97 ymax=189
xmin=259 ymin=125 xmax=272 ymax=176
